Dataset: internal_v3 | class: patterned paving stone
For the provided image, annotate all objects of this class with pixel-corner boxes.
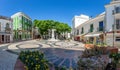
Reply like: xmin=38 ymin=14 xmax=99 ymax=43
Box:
xmin=61 ymin=58 xmax=70 ymax=68
xmin=1 ymin=40 xmax=85 ymax=69
xmin=54 ymin=58 xmax=64 ymax=67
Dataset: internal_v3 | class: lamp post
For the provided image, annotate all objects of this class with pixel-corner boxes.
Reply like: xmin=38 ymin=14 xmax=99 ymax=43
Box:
xmin=113 ymin=24 xmax=115 ymax=47
xmin=112 ymin=8 xmax=115 ymax=47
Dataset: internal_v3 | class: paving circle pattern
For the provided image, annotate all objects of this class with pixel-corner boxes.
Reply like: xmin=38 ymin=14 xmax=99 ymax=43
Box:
xmin=7 ymin=40 xmax=84 ymax=69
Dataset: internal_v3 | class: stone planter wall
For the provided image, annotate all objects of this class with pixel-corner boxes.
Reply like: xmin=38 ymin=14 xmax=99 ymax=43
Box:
xmin=106 ymin=47 xmax=118 ymax=54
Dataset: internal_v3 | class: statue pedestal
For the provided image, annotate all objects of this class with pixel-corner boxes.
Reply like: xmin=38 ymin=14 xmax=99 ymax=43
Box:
xmin=48 ymin=29 xmax=59 ymax=41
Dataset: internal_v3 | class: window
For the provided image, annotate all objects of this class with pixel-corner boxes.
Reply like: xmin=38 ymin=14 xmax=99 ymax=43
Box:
xmin=6 ymin=23 xmax=9 ymax=28
xmin=90 ymin=24 xmax=94 ymax=32
xmin=77 ymin=30 xmax=79 ymax=35
xmin=116 ymin=19 xmax=120 ymax=29
xmin=81 ymin=27 xmax=84 ymax=34
xmin=115 ymin=7 xmax=120 ymax=13
xmin=99 ymin=21 xmax=104 ymax=31
xmin=116 ymin=37 xmax=120 ymax=41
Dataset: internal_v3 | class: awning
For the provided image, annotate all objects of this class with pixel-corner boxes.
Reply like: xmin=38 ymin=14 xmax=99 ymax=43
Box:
xmin=84 ymin=33 xmax=101 ymax=37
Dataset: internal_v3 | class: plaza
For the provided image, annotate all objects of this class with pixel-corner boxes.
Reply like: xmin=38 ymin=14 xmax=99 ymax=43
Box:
xmin=0 ymin=40 xmax=85 ymax=70
xmin=0 ymin=0 xmax=120 ymax=70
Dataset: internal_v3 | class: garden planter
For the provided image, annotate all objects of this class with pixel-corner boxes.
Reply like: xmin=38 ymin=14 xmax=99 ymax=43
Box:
xmin=85 ymin=44 xmax=94 ymax=49
xmin=107 ymin=47 xmax=118 ymax=54
xmin=14 ymin=59 xmax=26 ymax=70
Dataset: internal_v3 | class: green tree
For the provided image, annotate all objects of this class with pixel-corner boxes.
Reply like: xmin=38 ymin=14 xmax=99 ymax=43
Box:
xmin=33 ymin=20 xmax=71 ymax=39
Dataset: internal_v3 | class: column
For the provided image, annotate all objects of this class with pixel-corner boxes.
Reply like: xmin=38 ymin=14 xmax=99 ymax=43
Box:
xmin=51 ymin=29 xmax=55 ymax=39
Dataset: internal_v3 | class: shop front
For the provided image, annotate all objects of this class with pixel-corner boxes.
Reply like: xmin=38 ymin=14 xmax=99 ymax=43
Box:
xmin=84 ymin=33 xmax=104 ymax=44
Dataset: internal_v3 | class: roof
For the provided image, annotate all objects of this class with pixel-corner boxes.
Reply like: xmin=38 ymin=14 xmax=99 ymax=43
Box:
xmin=98 ymin=12 xmax=105 ymax=16
xmin=0 ymin=15 xmax=12 ymax=21
xmin=11 ymin=12 xmax=32 ymax=20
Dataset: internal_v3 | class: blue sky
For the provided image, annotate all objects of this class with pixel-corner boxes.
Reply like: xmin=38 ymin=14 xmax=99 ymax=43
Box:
xmin=0 ymin=0 xmax=110 ymax=27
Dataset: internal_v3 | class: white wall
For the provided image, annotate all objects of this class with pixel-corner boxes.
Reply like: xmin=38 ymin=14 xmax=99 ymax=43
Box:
xmin=72 ymin=14 xmax=90 ymax=36
xmin=105 ymin=6 xmax=114 ymax=32
xmin=72 ymin=14 xmax=90 ymax=28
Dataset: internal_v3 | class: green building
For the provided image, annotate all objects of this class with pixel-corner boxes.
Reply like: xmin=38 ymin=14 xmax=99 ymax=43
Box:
xmin=11 ymin=12 xmax=32 ymax=41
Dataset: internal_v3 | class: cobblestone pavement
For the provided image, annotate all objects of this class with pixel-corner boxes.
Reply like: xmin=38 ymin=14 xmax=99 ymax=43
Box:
xmin=0 ymin=48 xmax=18 ymax=70
xmin=6 ymin=40 xmax=85 ymax=69
xmin=3 ymin=40 xmax=120 ymax=69
xmin=0 ymin=40 xmax=120 ymax=69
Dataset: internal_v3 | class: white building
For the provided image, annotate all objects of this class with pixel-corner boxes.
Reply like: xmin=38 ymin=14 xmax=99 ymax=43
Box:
xmin=73 ymin=0 xmax=120 ymax=47
xmin=72 ymin=14 xmax=90 ymax=37
xmin=105 ymin=0 xmax=120 ymax=46
xmin=0 ymin=16 xmax=13 ymax=43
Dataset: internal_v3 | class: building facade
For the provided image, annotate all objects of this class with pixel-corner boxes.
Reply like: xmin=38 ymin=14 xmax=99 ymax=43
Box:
xmin=73 ymin=0 xmax=120 ymax=47
xmin=105 ymin=0 xmax=120 ymax=47
xmin=72 ymin=14 xmax=90 ymax=40
xmin=0 ymin=16 xmax=13 ymax=43
xmin=75 ymin=13 xmax=105 ymax=44
xmin=11 ymin=12 xmax=32 ymax=41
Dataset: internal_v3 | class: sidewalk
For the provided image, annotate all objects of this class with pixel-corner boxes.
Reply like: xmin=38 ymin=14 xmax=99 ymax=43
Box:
xmin=0 ymin=39 xmax=36 ymax=47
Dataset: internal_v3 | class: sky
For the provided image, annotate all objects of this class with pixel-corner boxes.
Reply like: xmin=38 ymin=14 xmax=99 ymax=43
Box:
xmin=0 ymin=0 xmax=110 ymax=27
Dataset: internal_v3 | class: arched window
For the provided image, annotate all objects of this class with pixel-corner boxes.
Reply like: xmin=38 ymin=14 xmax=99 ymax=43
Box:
xmin=6 ymin=23 xmax=9 ymax=28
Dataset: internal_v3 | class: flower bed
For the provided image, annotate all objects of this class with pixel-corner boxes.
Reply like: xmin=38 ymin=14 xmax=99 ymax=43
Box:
xmin=78 ymin=45 xmax=110 ymax=70
xmin=14 ymin=51 xmax=50 ymax=70
xmin=78 ymin=55 xmax=109 ymax=70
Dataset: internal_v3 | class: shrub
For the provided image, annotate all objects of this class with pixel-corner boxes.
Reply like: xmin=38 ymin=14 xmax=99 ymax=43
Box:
xmin=19 ymin=51 xmax=49 ymax=70
xmin=109 ymin=53 xmax=120 ymax=63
